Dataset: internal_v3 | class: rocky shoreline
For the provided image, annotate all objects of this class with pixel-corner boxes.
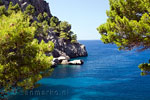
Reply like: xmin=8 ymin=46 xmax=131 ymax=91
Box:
xmin=1 ymin=0 xmax=88 ymax=67
xmin=46 ymin=31 xmax=87 ymax=67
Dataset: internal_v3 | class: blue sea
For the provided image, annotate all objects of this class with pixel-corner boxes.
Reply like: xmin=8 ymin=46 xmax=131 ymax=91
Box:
xmin=9 ymin=40 xmax=150 ymax=100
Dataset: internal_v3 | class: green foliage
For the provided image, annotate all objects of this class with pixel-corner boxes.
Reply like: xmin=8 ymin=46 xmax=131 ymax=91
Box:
xmin=138 ymin=63 xmax=150 ymax=76
xmin=12 ymin=3 xmax=20 ymax=12
xmin=24 ymin=4 xmax=35 ymax=16
xmin=0 ymin=0 xmax=3 ymax=5
xmin=37 ymin=13 xmax=44 ymax=22
xmin=8 ymin=2 xmax=21 ymax=14
xmin=0 ymin=6 xmax=7 ymax=16
xmin=59 ymin=32 xmax=70 ymax=40
xmin=7 ymin=2 xmax=13 ymax=14
xmin=37 ymin=14 xmax=76 ymax=42
xmin=37 ymin=12 xmax=49 ymax=24
xmin=0 ymin=1 xmax=79 ymax=99
xmin=50 ymin=16 xmax=59 ymax=27
xmin=71 ymin=34 xmax=77 ymax=43
xmin=43 ymin=12 xmax=48 ymax=19
xmin=43 ymin=20 xmax=49 ymax=35
xmin=59 ymin=21 xmax=71 ymax=32
xmin=57 ymin=21 xmax=77 ymax=42
xmin=32 ymin=19 xmax=49 ymax=38
xmin=138 ymin=63 xmax=150 ymax=71
xmin=97 ymin=0 xmax=150 ymax=51
xmin=49 ymin=16 xmax=60 ymax=34
xmin=58 ymin=21 xmax=76 ymax=41
xmin=0 ymin=12 xmax=54 ymax=98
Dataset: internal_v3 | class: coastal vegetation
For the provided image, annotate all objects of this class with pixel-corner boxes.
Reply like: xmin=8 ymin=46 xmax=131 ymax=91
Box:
xmin=0 ymin=3 xmax=54 ymax=99
xmin=97 ymin=0 xmax=150 ymax=73
xmin=36 ymin=9 xmax=77 ymax=42
xmin=0 ymin=1 xmax=78 ymax=99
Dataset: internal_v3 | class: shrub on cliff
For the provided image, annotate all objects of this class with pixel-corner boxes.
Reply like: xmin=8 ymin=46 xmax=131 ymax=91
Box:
xmin=37 ymin=10 xmax=77 ymax=43
xmin=43 ymin=12 xmax=48 ymax=20
xmin=59 ymin=21 xmax=71 ymax=32
xmin=50 ymin=16 xmax=59 ymax=27
xmin=59 ymin=32 xmax=70 ymax=40
xmin=49 ymin=16 xmax=60 ymax=34
xmin=37 ymin=12 xmax=49 ymax=24
xmin=58 ymin=21 xmax=77 ymax=42
xmin=0 ymin=11 xmax=54 ymax=99
xmin=37 ymin=13 xmax=44 ymax=22
xmin=71 ymin=34 xmax=77 ymax=43
xmin=8 ymin=2 xmax=21 ymax=14
xmin=24 ymin=4 xmax=35 ymax=16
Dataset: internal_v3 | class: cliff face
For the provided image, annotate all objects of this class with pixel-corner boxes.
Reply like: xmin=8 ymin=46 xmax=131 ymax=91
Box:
xmin=2 ymin=0 xmax=88 ymax=58
xmin=44 ymin=31 xmax=88 ymax=58
xmin=1 ymin=0 xmax=52 ymax=17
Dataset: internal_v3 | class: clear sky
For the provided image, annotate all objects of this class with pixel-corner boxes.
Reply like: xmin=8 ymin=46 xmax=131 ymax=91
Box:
xmin=47 ymin=0 xmax=110 ymax=40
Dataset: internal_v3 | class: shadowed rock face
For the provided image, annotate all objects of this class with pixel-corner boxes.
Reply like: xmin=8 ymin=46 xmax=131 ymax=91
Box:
xmin=41 ymin=30 xmax=88 ymax=58
xmin=1 ymin=0 xmax=52 ymax=17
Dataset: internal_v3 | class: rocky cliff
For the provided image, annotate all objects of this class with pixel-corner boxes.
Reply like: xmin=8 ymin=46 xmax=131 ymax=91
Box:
xmin=1 ymin=0 xmax=52 ymax=17
xmin=1 ymin=0 xmax=88 ymax=58
xmin=43 ymin=30 xmax=88 ymax=58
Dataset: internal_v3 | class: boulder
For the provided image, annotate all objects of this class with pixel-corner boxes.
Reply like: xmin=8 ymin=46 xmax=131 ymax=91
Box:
xmin=57 ymin=56 xmax=67 ymax=62
xmin=53 ymin=58 xmax=60 ymax=65
xmin=51 ymin=61 xmax=57 ymax=68
xmin=57 ymin=56 xmax=70 ymax=62
xmin=52 ymin=56 xmax=70 ymax=65
xmin=61 ymin=60 xmax=69 ymax=65
xmin=69 ymin=60 xmax=84 ymax=65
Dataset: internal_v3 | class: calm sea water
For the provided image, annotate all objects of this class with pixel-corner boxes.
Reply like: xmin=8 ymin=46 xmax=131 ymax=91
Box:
xmin=9 ymin=40 xmax=150 ymax=100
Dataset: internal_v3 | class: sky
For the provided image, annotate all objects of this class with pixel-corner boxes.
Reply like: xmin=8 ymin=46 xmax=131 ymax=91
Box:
xmin=47 ymin=0 xmax=110 ymax=40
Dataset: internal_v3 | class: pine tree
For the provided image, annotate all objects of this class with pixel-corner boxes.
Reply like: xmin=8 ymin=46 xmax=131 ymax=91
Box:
xmin=59 ymin=21 xmax=71 ymax=32
xmin=24 ymin=4 xmax=35 ymax=16
xmin=50 ymin=16 xmax=59 ymax=27
xmin=71 ymin=34 xmax=77 ymax=43
xmin=97 ymin=0 xmax=150 ymax=74
xmin=0 ymin=12 xmax=54 ymax=99
xmin=97 ymin=0 xmax=150 ymax=51
xmin=59 ymin=32 xmax=69 ymax=40
xmin=43 ymin=12 xmax=48 ymax=20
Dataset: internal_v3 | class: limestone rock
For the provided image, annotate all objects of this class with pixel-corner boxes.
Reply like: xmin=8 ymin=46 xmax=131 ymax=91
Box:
xmin=51 ymin=61 xmax=57 ymax=67
xmin=69 ymin=60 xmax=84 ymax=65
xmin=53 ymin=58 xmax=60 ymax=65
xmin=61 ymin=60 xmax=69 ymax=65
xmin=44 ymin=31 xmax=88 ymax=58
